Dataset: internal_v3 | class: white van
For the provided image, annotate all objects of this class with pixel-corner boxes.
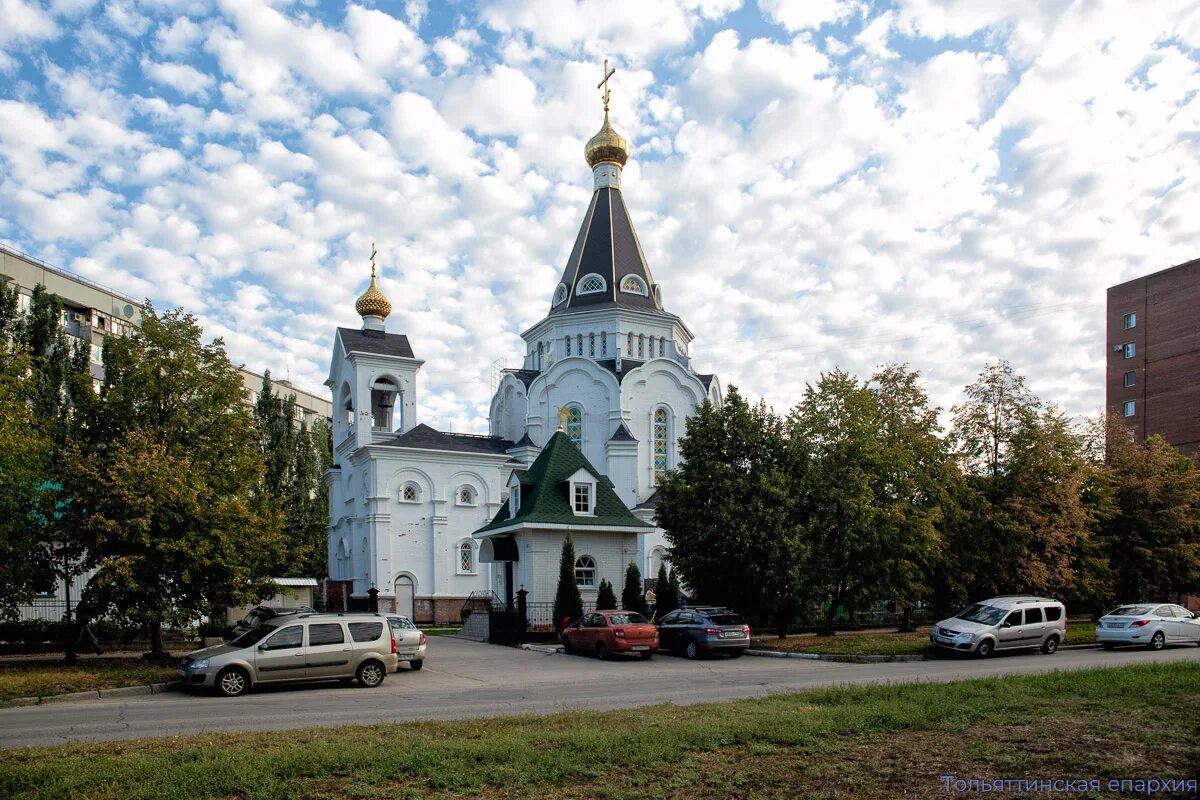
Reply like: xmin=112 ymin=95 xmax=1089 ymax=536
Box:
xmin=931 ymin=595 xmax=1067 ymax=657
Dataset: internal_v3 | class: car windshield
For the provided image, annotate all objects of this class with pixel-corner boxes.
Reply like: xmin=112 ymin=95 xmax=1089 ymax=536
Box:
xmin=229 ymin=625 xmax=273 ymax=647
xmin=956 ymin=604 xmax=1006 ymax=625
xmin=1109 ymin=606 xmax=1153 ymax=616
xmin=707 ymin=614 xmax=745 ymax=626
xmin=388 ymin=617 xmax=417 ymax=630
xmin=606 ymin=613 xmax=647 ymax=625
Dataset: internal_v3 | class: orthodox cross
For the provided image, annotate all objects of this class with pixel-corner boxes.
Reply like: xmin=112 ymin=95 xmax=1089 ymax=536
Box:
xmin=369 ymin=241 xmax=378 ymax=278
xmin=597 ymin=59 xmax=616 ymax=113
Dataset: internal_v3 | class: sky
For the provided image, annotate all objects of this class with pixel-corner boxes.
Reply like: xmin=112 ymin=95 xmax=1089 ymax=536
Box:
xmin=1 ymin=0 xmax=1197 ymax=434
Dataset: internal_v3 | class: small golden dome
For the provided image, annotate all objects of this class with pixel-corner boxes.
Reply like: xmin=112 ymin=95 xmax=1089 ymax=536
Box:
xmin=584 ymin=110 xmax=629 ymax=168
xmin=355 ymin=274 xmax=391 ymax=319
xmin=355 ymin=242 xmax=391 ymax=320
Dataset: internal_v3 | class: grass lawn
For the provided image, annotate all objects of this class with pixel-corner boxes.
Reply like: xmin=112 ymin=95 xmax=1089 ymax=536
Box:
xmin=421 ymin=627 xmax=460 ymax=637
xmin=0 ymin=658 xmax=179 ymax=702
xmin=752 ymin=623 xmax=1097 ymax=656
xmin=1 ymin=662 xmax=1196 ymax=799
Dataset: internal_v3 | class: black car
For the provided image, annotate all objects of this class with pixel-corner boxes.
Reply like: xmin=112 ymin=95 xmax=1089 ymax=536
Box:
xmin=656 ymin=607 xmax=751 ymax=659
xmin=230 ymin=605 xmax=316 ymax=638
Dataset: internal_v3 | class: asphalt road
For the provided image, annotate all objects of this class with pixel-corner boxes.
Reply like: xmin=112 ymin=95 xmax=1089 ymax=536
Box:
xmin=2 ymin=638 xmax=1198 ymax=750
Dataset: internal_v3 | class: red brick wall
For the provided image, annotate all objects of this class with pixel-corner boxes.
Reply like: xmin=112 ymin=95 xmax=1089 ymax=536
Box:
xmin=1107 ymin=259 xmax=1200 ymax=456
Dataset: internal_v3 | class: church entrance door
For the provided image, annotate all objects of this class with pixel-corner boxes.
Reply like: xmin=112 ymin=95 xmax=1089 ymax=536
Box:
xmin=394 ymin=576 xmax=414 ymax=619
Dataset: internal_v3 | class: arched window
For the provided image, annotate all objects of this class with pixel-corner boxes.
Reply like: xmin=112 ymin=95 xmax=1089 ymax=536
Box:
xmin=638 ymin=334 xmax=645 ymax=358
xmin=653 ymin=408 xmax=670 ymax=483
xmin=601 ymin=332 xmax=607 ymax=355
xmin=564 ymin=405 xmax=583 ymax=449
xmin=649 ymin=547 xmax=665 ymax=579
xmin=575 ymin=555 xmax=596 ymax=587
xmin=457 ymin=486 xmax=476 ymax=506
xmin=620 ymin=275 xmax=647 ymax=296
xmin=589 ymin=332 xmax=595 ymax=357
xmin=578 ymin=273 xmax=606 ymax=295
xmin=577 ymin=333 xmax=583 ymax=354
xmin=627 ymin=332 xmax=632 ymax=355
xmin=565 ymin=335 xmax=571 ymax=356
xmin=659 ymin=338 xmax=665 ymax=357
xmin=458 ymin=541 xmax=474 ymax=574
xmin=536 ymin=341 xmax=543 ymax=370
xmin=401 ymin=483 xmax=419 ymax=503
xmin=553 ymin=284 xmax=567 ymax=306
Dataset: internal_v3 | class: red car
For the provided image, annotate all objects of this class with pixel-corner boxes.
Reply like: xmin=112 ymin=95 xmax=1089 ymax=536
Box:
xmin=561 ymin=611 xmax=659 ymax=660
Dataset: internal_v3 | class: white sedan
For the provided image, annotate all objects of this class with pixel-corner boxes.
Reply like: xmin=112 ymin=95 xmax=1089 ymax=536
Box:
xmin=1096 ymin=603 xmax=1200 ymax=650
xmin=384 ymin=614 xmax=427 ymax=670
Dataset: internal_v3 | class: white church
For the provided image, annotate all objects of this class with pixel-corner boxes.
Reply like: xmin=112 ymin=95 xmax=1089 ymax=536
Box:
xmin=324 ymin=84 xmax=723 ymax=624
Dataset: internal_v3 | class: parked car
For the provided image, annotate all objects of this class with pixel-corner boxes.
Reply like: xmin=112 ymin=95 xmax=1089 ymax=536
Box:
xmin=230 ymin=605 xmax=316 ymax=638
xmin=561 ymin=611 xmax=658 ymax=659
xmin=656 ymin=607 xmax=750 ymax=659
xmin=931 ymin=595 xmax=1066 ymax=657
xmin=384 ymin=614 xmax=427 ymax=670
xmin=1096 ymin=603 xmax=1200 ymax=650
xmin=181 ymin=612 xmax=397 ymax=697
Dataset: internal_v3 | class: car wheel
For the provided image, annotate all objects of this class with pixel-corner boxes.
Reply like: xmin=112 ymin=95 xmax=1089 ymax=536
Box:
xmin=640 ymin=651 xmax=654 ymax=660
xmin=728 ymin=649 xmax=744 ymax=659
xmin=560 ymin=635 xmax=573 ymax=654
xmin=409 ymin=659 xmax=423 ymax=671
xmin=1041 ymin=635 xmax=1059 ymax=655
xmin=595 ymin=642 xmax=609 ymax=660
xmin=215 ymin=667 xmax=249 ymax=698
xmin=1148 ymin=631 xmax=1165 ymax=651
xmin=685 ymin=641 xmax=699 ymax=660
xmin=975 ymin=639 xmax=994 ymax=658
xmin=357 ymin=660 xmax=386 ymax=688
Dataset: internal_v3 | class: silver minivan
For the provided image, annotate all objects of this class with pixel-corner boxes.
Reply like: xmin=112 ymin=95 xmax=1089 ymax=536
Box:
xmin=931 ymin=595 xmax=1067 ymax=657
xmin=181 ymin=613 xmax=398 ymax=696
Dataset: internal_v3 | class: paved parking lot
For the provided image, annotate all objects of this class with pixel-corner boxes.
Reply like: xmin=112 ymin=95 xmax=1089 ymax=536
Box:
xmin=1 ymin=636 xmax=1198 ymax=749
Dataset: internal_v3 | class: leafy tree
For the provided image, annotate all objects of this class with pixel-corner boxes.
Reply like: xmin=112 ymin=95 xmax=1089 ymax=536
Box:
xmin=252 ymin=372 xmax=331 ymax=578
xmin=63 ymin=307 xmax=286 ymax=657
xmin=656 ymin=387 xmax=805 ymax=632
xmin=552 ymin=533 xmax=583 ymax=628
xmin=596 ymin=578 xmax=617 ymax=610
xmin=621 ymin=561 xmax=645 ymax=616
xmin=789 ymin=366 xmax=945 ymax=633
xmin=943 ymin=361 xmax=1092 ymax=605
xmin=1095 ymin=419 xmax=1200 ymax=603
xmin=653 ymin=562 xmax=671 ymax=619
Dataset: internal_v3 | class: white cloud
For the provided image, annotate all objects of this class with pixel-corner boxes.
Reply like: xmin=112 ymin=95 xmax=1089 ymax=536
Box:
xmin=0 ymin=0 xmax=58 ymax=71
xmin=759 ymin=0 xmax=858 ymax=31
xmin=154 ymin=16 xmax=203 ymax=56
xmin=141 ymin=58 xmax=215 ymax=98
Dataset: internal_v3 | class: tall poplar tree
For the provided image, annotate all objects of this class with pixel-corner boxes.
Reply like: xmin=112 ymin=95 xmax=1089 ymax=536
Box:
xmin=553 ymin=533 xmax=583 ymax=629
xmin=621 ymin=562 xmax=645 ymax=615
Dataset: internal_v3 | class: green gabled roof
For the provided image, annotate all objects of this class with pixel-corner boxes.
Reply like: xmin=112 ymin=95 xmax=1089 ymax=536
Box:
xmin=475 ymin=431 xmax=652 ymax=534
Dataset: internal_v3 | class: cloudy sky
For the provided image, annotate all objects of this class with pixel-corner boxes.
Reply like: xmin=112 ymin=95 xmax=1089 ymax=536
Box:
xmin=1 ymin=0 xmax=1197 ymax=433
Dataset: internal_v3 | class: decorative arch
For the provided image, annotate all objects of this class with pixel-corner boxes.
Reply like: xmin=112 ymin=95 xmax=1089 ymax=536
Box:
xmin=575 ymin=554 xmax=597 ymax=586
xmin=563 ymin=404 xmax=583 ymax=449
xmin=338 ymin=382 xmax=353 ymax=428
xmin=448 ymin=470 xmax=490 ymax=506
xmin=553 ymin=283 xmax=568 ymax=306
xmin=456 ymin=539 xmax=476 ymax=574
xmin=577 ymin=273 xmax=607 ymax=295
xmin=652 ymin=406 xmax=672 ymax=483
xmin=648 ymin=546 xmax=666 ymax=578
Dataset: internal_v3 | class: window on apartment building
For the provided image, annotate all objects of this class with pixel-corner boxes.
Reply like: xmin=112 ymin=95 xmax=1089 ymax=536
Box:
xmin=1123 ymin=400 xmax=1135 ymax=417
xmin=1123 ymin=371 xmax=1136 ymax=388
xmin=1123 ymin=342 xmax=1136 ymax=358
xmin=1123 ymin=312 xmax=1136 ymax=329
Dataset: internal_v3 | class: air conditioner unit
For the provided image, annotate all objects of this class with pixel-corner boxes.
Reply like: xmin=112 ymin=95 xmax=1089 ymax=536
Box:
xmin=73 ymin=312 xmax=85 ymax=323
xmin=1112 ymin=344 xmax=1123 ymax=352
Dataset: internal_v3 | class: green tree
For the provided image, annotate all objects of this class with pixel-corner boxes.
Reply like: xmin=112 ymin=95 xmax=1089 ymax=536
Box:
xmin=553 ymin=533 xmax=583 ymax=628
xmin=596 ymin=578 xmax=617 ymax=610
xmin=668 ymin=568 xmax=682 ymax=611
xmin=943 ymin=361 xmax=1092 ymax=606
xmin=252 ymin=372 xmax=331 ymax=578
xmin=653 ymin=562 xmax=671 ymax=619
xmin=63 ymin=307 xmax=286 ymax=657
xmin=656 ymin=387 xmax=804 ymax=632
xmin=789 ymin=366 xmax=945 ymax=633
xmin=621 ymin=562 xmax=645 ymax=616
xmin=1096 ymin=419 xmax=1200 ymax=603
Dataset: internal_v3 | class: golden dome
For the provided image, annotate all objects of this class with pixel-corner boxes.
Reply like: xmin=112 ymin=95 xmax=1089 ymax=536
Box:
xmin=355 ymin=242 xmax=392 ymax=319
xmin=355 ymin=274 xmax=391 ymax=319
xmin=584 ymin=110 xmax=629 ymax=168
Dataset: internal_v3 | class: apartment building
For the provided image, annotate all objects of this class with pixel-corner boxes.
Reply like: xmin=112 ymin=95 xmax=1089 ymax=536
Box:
xmin=0 ymin=243 xmax=332 ymax=424
xmin=1106 ymin=257 xmax=1200 ymax=457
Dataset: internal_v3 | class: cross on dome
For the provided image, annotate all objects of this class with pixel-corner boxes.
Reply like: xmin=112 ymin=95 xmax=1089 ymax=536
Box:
xmin=355 ymin=240 xmax=392 ymax=331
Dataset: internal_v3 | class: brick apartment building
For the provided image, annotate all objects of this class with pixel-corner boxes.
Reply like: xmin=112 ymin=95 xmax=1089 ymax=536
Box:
xmin=1106 ymin=257 xmax=1200 ymax=458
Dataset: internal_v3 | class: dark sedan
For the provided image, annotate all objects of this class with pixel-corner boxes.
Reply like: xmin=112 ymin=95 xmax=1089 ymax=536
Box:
xmin=656 ymin=607 xmax=751 ymax=659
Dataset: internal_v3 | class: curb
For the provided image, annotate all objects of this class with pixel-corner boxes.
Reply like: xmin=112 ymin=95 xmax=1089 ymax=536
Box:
xmin=745 ymin=643 xmax=1101 ymax=662
xmin=0 ymin=681 xmax=180 ymax=709
xmin=519 ymin=643 xmax=564 ymax=654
